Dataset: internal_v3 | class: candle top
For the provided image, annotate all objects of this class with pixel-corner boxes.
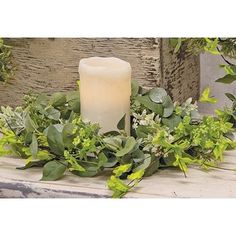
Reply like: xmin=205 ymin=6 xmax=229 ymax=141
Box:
xmin=79 ymin=57 xmax=131 ymax=78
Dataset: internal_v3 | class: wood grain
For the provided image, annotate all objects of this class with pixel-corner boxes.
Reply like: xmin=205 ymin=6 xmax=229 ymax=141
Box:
xmin=161 ymin=39 xmax=200 ymax=102
xmin=0 ymin=150 xmax=236 ymax=198
xmin=0 ymin=38 xmax=199 ymax=106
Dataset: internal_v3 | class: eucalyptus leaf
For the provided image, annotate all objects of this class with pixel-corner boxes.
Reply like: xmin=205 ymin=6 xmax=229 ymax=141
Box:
xmin=41 ymin=160 xmax=66 ymax=181
xmin=149 ymin=87 xmax=167 ymax=103
xmin=162 ymin=95 xmax=174 ymax=117
xmin=136 ymin=95 xmax=163 ymax=115
xmin=190 ymin=110 xmax=201 ymax=123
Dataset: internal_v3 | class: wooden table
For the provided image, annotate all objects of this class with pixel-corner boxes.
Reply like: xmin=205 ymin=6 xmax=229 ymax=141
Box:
xmin=0 ymin=150 xmax=236 ymax=198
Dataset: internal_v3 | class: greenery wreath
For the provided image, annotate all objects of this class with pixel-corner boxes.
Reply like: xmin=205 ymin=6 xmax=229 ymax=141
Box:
xmin=0 ymin=80 xmax=235 ymax=198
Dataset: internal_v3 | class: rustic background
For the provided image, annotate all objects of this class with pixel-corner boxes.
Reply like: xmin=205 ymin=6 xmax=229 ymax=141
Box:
xmin=1 ymin=38 xmax=200 ymax=106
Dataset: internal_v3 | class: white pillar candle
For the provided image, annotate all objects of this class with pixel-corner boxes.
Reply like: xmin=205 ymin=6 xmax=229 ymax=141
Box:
xmin=79 ymin=57 xmax=131 ymax=134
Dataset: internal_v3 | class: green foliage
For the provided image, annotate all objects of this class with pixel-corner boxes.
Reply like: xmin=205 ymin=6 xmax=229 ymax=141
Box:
xmin=41 ymin=160 xmax=67 ymax=181
xmin=117 ymin=114 xmax=126 ymax=131
xmin=215 ymin=92 xmax=236 ymax=127
xmin=170 ymin=37 xmax=236 ymax=84
xmin=199 ymin=87 xmax=217 ymax=104
xmin=0 ymin=80 xmax=235 ymax=198
xmin=0 ymin=38 xmax=14 ymax=82
xmin=215 ymin=65 xmax=236 ymax=84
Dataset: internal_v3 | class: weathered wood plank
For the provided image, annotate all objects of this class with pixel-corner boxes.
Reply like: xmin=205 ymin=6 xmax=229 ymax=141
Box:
xmin=1 ymin=38 xmax=161 ymax=106
xmin=161 ymin=39 xmax=200 ymax=102
xmin=0 ymin=150 xmax=236 ymax=198
xmin=0 ymin=38 xmax=199 ymax=107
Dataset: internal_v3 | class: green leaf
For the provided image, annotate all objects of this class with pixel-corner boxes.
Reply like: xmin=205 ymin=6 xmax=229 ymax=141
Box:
xmin=162 ymin=115 xmax=182 ymax=130
xmin=131 ymin=80 xmax=139 ymax=97
xmin=30 ymin=133 xmax=38 ymax=158
xmin=162 ymin=95 xmax=174 ymax=117
xmin=199 ymin=87 xmax=217 ymax=104
xmin=98 ymin=152 xmax=108 ymax=167
xmin=140 ymin=87 xmax=149 ymax=95
xmin=103 ymin=130 xmax=120 ymax=136
xmin=225 ymin=93 xmax=236 ymax=102
xmin=204 ymin=38 xmax=220 ymax=55
xmin=117 ymin=114 xmax=126 ymax=130
xmin=103 ymin=155 xmax=118 ymax=168
xmin=67 ymin=91 xmax=80 ymax=113
xmin=136 ymin=95 xmax=163 ymax=115
xmin=144 ymin=158 xmax=160 ymax=177
xmin=24 ymin=132 xmax=33 ymax=145
xmin=216 ymin=74 xmax=236 ymax=84
xmin=47 ymin=125 xmax=64 ymax=156
xmin=113 ymin=164 xmax=132 ymax=177
xmin=132 ymin=149 xmax=145 ymax=163
xmin=169 ymin=38 xmax=183 ymax=53
xmin=50 ymin=92 xmax=67 ymax=107
xmin=35 ymin=94 xmax=49 ymax=107
xmin=45 ymin=107 xmax=61 ymax=120
xmin=72 ymin=169 xmax=98 ymax=177
xmin=190 ymin=110 xmax=201 ymax=122
xmin=16 ymin=160 xmax=48 ymax=170
xmin=134 ymin=155 xmax=152 ymax=171
xmin=135 ymin=125 xmax=150 ymax=138
xmin=60 ymin=107 xmax=72 ymax=120
xmin=41 ymin=160 xmax=66 ymax=181
xmin=149 ymin=87 xmax=167 ymax=103
xmin=107 ymin=176 xmax=130 ymax=195
xmin=128 ymin=169 xmax=144 ymax=180
xmin=62 ymin=123 xmax=77 ymax=148
xmin=220 ymin=64 xmax=236 ymax=75
xmin=103 ymin=137 xmax=122 ymax=151
xmin=116 ymin=137 xmax=136 ymax=157
xmin=25 ymin=113 xmax=38 ymax=132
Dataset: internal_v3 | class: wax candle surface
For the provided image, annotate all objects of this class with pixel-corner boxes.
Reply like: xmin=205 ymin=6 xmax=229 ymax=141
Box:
xmin=79 ymin=57 xmax=131 ymax=133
